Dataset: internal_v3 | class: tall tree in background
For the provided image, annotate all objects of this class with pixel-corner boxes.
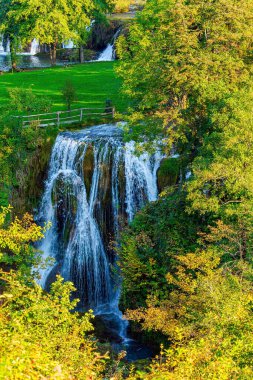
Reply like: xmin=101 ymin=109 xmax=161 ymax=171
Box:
xmin=0 ymin=0 xmax=22 ymax=70
xmin=0 ymin=0 xmax=112 ymax=66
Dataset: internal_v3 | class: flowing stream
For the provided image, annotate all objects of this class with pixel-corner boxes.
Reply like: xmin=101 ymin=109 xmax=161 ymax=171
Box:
xmin=37 ymin=124 xmax=163 ymax=359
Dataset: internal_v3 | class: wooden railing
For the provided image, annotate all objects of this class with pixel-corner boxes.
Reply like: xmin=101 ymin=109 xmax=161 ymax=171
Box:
xmin=13 ymin=106 xmax=115 ymax=128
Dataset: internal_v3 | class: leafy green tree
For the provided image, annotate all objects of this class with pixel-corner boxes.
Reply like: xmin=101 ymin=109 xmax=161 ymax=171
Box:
xmin=0 ymin=205 xmax=46 ymax=281
xmin=117 ymin=0 xmax=253 ymax=161
xmin=126 ymin=255 xmax=253 ymax=380
xmin=187 ymin=88 xmax=253 ymax=259
xmin=0 ymin=273 xmax=107 ymax=379
xmin=61 ymin=80 xmax=77 ymax=110
xmin=0 ymin=89 xmax=54 ymax=209
xmin=0 ymin=205 xmax=108 ymax=379
xmin=0 ymin=0 xmax=21 ymax=70
xmin=1 ymin=0 xmax=112 ymax=65
xmin=8 ymin=87 xmax=52 ymax=114
xmin=118 ymin=190 xmax=202 ymax=310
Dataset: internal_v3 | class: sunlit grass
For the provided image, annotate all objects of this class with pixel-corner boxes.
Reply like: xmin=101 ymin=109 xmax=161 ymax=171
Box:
xmin=0 ymin=62 xmax=127 ymax=113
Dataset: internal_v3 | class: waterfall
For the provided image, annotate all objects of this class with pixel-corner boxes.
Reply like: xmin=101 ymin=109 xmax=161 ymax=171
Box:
xmin=37 ymin=124 xmax=163 ymax=343
xmin=30 ymin=39 xmax=40 ymax=55
xmin=0 ymin=35 xmax=4 ymax=54
xmin=0 ymin=35 xmax=10 ymax=55
xmin=97 ymin=28 xmax=122 ymax=62
xmin=97 ymin=44 xmax=114 ymax=61
xmin=0 ymin=35 xmax=39 ymax=55
xmin=62 ymin=40 xmax=74 ymax=49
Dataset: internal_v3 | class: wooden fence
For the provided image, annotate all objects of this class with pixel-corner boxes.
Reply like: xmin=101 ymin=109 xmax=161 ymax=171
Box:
xmin=13 ymin=106 xmax=115 ymax=128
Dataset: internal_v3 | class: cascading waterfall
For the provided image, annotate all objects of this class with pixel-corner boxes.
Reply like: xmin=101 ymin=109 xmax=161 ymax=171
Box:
xmin=97 ymin=28 xmax=122 ymax=61
xmin=37 ymin=124 xmax=163 ymax=349
xmin=0 ymin=35 xmax=5 ymax=54
xmin=29 ymin=39 xmax=40 ymax=55
xmin=0 ymin=35 xmax=39 ymax=55
xmin=0 ymin=35 xmax=10 ymax=55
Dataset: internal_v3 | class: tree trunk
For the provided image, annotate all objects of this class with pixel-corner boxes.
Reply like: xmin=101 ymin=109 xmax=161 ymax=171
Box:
xmin=10 ymin=38 xmax=17 ymax=72
xmin=49 ymin=42 xmax=57 ymax=66
xmin=79 ymin=45 xmax=84 ymax=63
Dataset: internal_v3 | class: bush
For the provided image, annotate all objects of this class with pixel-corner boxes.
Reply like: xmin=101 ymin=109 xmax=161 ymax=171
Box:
xmin=61 ymin=80 xmax=77 ymax=110
xmin=0 ymin=273 xmax=107 ymax=379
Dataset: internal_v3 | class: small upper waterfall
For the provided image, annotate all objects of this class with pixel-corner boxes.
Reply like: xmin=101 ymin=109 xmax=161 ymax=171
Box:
xmin=97 ymin=44 xmax=114 ymax=61
xmin=29 ymin=39 xmax=40 ymax=55
xmin=37 ymin=124 xmax=163 ymax=346
xmin=0 ymin=35 xmax=39 ymax=55
xmin=0 ymin=36 xmax=4 ymax=54
xmin=0 ymin=35 xmax=10 ymax=55
xmin=97 ymin=29 xmax=122 ymax=62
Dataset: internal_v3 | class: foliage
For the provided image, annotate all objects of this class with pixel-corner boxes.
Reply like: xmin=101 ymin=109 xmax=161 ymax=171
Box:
xmin=0 ymin=206 xmax=109 ymax=379
xmin=61 ymin=80 xmax=77 ymax=110
xmin=118 ymin=190 xmax=202 ymax=310
xmin=0 ymin=0 xmax=22 ymax=69
xmin=118 ymin=91 xmax=253 ymax=374
xmin=116 ymin=3 xmax=253 ymax=376
xmin=117 ymin=0 xmax=253 ymax=155
xmin=0 ymin=88 xmax=56 ymax=208
xmin=0 ymin=205 xmax=46 ymax=281
xmin=113 ymin=0 xmax=133 ymax=12
xmin=0 ymin=0 xmax=113 ymax=65
xmin=127 ymin=256 xmax=253 ymax=379
xmin=186 ymin=89 xmax=253 ymax=265
xmin=8 ymin=87 xmax=52 ymax=114
xmin=0 ymin=273 xmax=107 ymax=379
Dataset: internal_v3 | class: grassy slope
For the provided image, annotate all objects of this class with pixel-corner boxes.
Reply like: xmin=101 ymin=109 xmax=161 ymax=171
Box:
xmin=0 ymin=61 xmax=127 ymax=114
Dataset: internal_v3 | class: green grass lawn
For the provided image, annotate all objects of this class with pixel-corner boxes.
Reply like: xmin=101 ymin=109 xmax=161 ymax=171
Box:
xmin=0 ymin=61 xmax=128 ymax=114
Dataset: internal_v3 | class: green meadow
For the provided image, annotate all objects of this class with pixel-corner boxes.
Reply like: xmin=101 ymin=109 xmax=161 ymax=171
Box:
xmin=0 ymin=61 xmax=127 ymax=114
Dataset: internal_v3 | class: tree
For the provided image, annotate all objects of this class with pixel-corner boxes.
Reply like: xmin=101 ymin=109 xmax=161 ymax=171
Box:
xmin=0 ymin=0 xmax=21 ymax=70
xmin=118 ymin=190 xmax=202 ymax=311
xmin=187 ymin=88 xmax=253 ymax=261
xmin=0 ymin=205 xmax=47 ymax=281
xmin=1 ymin=0 xmax=112 ymax=66
xmin=0 ymin=89 xmax=54 ymax=209
xmin=61 ymin=80 xmax=77 ymax=110
xmin=0 ymin=205 xmax=109 ymax=379
xmin=117 ymin=0 xmax=253 ymax=160
xmin=125 ymin=253 xmax=253 ymax=379
xmin=0 ymin=272 xmax=107 ymax=379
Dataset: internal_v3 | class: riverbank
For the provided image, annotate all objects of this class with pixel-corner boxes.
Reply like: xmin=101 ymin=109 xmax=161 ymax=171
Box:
xmin=0 ymin=62 xmax=127 ymax=113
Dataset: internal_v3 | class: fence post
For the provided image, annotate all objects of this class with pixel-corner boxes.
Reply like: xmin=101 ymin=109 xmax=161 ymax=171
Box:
xmin=105 ymin=99 xmax=113 ymax=115
xmin=80 ymin=109 xmax=83 ymax=122
xmin=112 ymin=107 xmax=115 ymax=118
xmin=57 ymin=111 xmax=60 ymax=126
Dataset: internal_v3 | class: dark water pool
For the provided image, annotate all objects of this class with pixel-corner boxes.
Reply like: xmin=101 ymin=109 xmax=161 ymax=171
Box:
xmin=0 ymin=54 xmax=77 ymax=71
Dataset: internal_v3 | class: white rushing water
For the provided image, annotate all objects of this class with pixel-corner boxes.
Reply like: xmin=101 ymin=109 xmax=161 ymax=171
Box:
xmin=97 ymin=44 xmax=114 ymax=61
xmin=0 ymin=35 xmax=39 ymax=56
xmin=37 ymin=124 xmax=163 ymax=343
xmin=97 ymin=28 xmax=121 ymax=61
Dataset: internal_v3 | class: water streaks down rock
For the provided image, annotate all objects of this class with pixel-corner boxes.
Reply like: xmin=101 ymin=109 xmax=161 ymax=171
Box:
xmin=37 ymin=124 xmax=163 ymax=342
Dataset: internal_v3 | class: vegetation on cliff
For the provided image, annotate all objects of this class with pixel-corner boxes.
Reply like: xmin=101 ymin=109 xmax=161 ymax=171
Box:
xmin=116 ymin=0 xmax=253 ymax=378
xmin=0 ymin=0 xmax=253 ymax=378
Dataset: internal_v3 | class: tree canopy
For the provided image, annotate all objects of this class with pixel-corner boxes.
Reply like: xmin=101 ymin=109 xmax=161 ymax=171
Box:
xmin=117 ymin=0 xmax=253 ymax=152
xmin=0 ymin=0 xmax=112 ymax=64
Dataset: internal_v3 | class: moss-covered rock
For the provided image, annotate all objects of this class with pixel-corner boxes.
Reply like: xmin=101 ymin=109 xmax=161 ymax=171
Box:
xmin=10 ymin=135 xmax=56 ymax=216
